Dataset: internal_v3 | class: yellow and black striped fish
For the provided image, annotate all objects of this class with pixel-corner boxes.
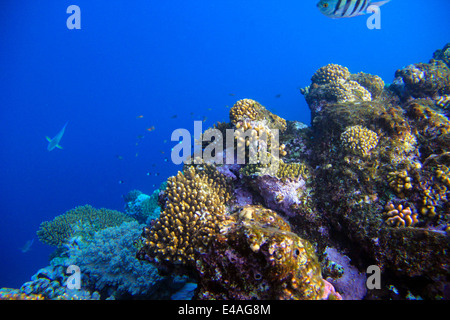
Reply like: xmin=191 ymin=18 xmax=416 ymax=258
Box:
xmin=317 ymin=0 xmax=390 ymax=19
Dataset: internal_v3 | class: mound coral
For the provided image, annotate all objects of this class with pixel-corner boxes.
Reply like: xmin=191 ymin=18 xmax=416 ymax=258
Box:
xmin=383 ymin=203 xmax=419 ymax=227
xmin=340 ymin=125 xmax=378 ymax=157
xmin=37 ymin=205 xmax=134 ymax=247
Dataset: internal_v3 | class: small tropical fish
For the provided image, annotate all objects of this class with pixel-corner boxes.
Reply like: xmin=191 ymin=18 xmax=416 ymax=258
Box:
xmin=171 ymin=115 xmax=178 ymax=119
xmin=20 ymin=239 xmax=34 ymax=253
xmin=146 ymin=126 xmax=155 ymax=132
xmin=275 ymin=94 xmax=281 ymax=98
xmin=119 ymin=180 xmax=124 ymax=184
xmin=116 ymin=155 xmax=124 ymax=160
xmin=137 ymin=135 xmax=145 ymax=139
xmin=46 ymin=122 xmax=68 ymax=151
xmin=136 ymin=115 xmax=144 ymax=119
xmin=317 ymin=0 xmax=390 ymax=19
xmin=229 ymin=93 xmax=236 ymax=96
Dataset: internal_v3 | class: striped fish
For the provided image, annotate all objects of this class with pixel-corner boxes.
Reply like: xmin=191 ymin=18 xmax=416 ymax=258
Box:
xmin=317 ymin=0 xmax=390 ymax=19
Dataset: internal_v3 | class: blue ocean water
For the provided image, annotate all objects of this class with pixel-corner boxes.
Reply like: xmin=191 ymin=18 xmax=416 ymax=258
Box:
xmin=0 ymin=0 xmax=448 ymax=290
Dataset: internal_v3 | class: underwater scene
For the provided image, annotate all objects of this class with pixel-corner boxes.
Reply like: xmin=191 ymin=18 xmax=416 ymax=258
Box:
xmin=0 ymin=1 xmax=449 ymax=302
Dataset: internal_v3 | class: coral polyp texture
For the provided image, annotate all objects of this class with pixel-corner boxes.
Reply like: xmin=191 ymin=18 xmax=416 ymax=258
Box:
xmin=36 ymin=205 xmax=133 ymax=247
xmin=383 ymin=203 xmax=419 ymax=227
xmin=196 ymin=205 xmax=340 ymax=300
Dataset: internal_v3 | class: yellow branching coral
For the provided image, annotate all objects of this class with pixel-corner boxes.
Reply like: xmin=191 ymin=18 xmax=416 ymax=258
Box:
xmin=436 ymin=165 xmax=450 ymax=187
xmin=311 ymin=64 xmax=351 ymax=85
xmin=138 ymin=164 xmax=232 ymax=266
xmin=340 ymin=125 xmax=379 ymax=157
xmin=37 ymin=205 xmax=133 ymax=246
xmin=383 ymin=203 xmax=419 ymax=227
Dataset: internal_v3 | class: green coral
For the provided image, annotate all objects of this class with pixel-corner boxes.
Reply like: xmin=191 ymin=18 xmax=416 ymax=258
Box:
xmin=37 ymin=205 xmax=134 ymax=246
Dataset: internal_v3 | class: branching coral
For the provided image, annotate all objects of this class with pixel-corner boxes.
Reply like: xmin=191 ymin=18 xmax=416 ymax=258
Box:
xmin=230 ymin=99 xmax=287 ymax=132
xmin=37 ymin=205 xmax=134 ymax=247
xmin=137 ymin=164 xmax=232 ymax=267
xmin=394 ymin=60 xmax=450 ymax=99
xmin=383 ymin=203 xmax=419 ymax=227
xmin=340 ymin=125 xmax=378 ymax=157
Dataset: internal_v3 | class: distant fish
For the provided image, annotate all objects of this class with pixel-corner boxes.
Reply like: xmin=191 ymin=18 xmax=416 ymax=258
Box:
xmin=137 ymin=135 xmax=145 ymax=139
xmin=136 ymin=115 xmax=144 ymax=119
xmin=116 ymin=155 xmax=124 ymax=160
xmin=20 ymin=239 xmax=34 ymax=253
xmin=229 ymin=93 xmax=236 ymax=96
xmin=46 ymin=122 xmax=68 ymax=151
xmin=146 ymin=126 xmax=155 ymax=132
xmin=119 ymin=180 xmax=124 ymax=184
xmin=171 ymin=115 xmax=178 ymax=119
xmin=275 ymin=94 xmax=281 ymax=98
xmin=317 ymin=0 xmax=390 ymax=19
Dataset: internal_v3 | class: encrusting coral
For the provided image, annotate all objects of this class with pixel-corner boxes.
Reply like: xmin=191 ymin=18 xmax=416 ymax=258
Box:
xmin=137 ymin=164 xmax=232 ymax=267
xmin=382 ymin=203 xmax=419 ymax=227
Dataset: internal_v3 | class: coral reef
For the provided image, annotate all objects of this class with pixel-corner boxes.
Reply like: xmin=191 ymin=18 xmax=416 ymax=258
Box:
xmin=68 ymin=221 xmax=166 ymax=298
xmin=433 ymin=43 xmax=450 ymax=68
xmin=382 ymin=203 xmax=419 ymax=227
xmin=7 ymin=44 xmax=450 ymax=301
xmin=124 ymin=186 xmax=163 ymax=224
xmin=37 ymin=205 xmax=134 ymax=247
xmin=393 ymin=59 xmax=450 ymax=99
xmin=0 ymin=288 xmax=45 ymax=300
xmin=301 ymin=63 xmax=373 ymax=114
xmin=230 ymin=98 xmax=287 ymax=132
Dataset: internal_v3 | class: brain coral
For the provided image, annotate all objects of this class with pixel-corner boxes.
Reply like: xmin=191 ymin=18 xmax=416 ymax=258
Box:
xmin=137 ymin=164 xmax=232 ymax=267
xmin=340 ymin=125 xmax=378 ymax=157
xmin=37 ymin=205 xmax=134 ymax=247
